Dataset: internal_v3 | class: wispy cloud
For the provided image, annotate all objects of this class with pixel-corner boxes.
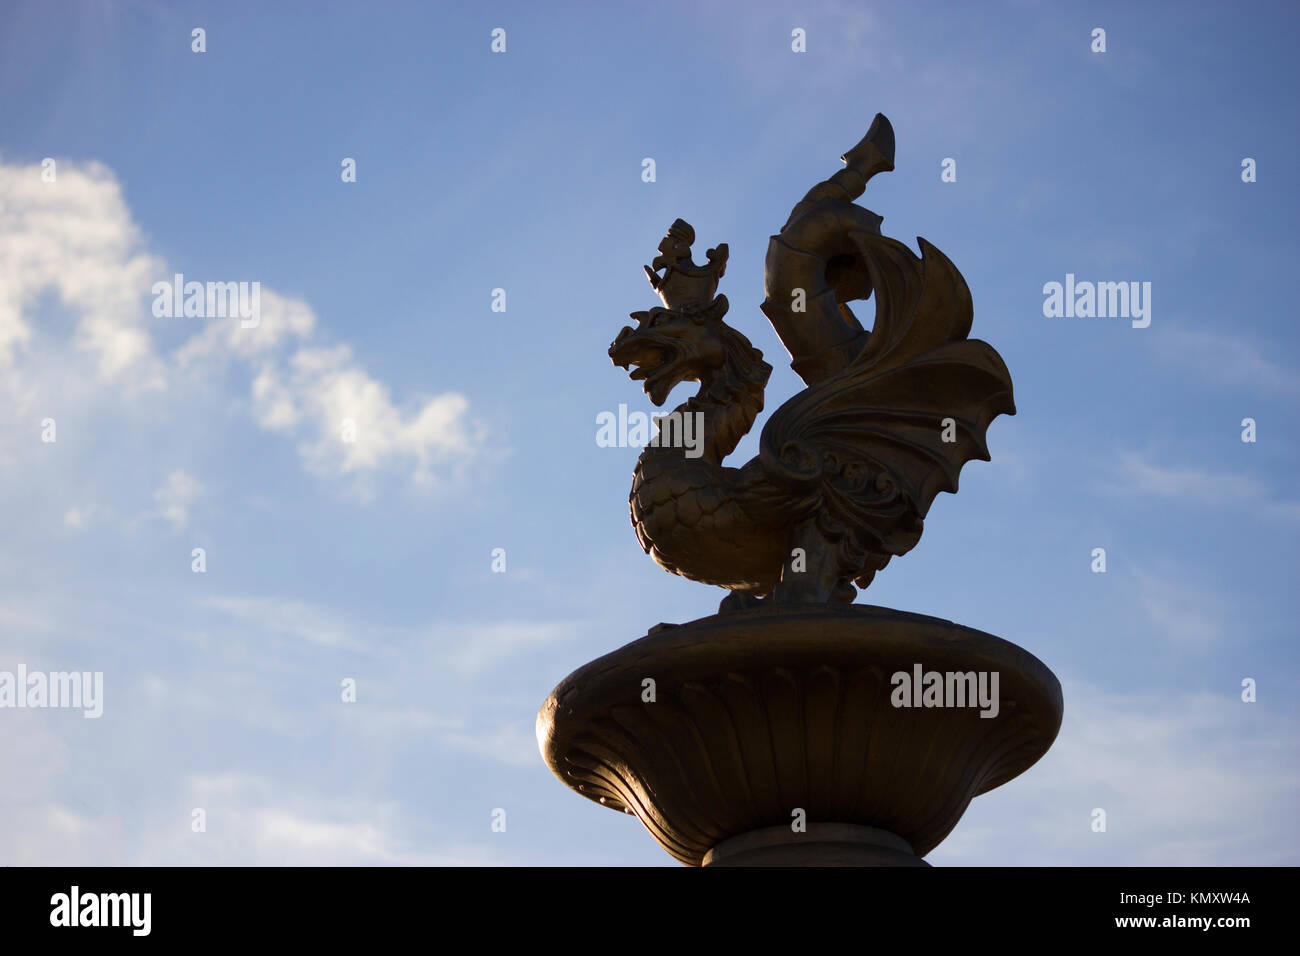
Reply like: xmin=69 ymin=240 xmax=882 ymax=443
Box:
xmin=436 ymin=620 xmax=573 ymax=677
xmin=1114 ymin=451 xmax=1300 ymax=522
xmin=933 ymin=680 xmax=1300 ymax=865
xmin=151 ymin=469 xmax=203 ymax=531
xmin=199 ymin=595 xmax=371 ymax=652
xmin=3 ymin=772 xmax=524 ymax=866
xmin=63 ymin=505 xmax=94 ymax=530
xmin=185 ymin=774 xmax=525 ymax=865
xmin=197 ymin=596 xmax=574 ymax=676
xmin=1132 ymin=569 xmax=1227 ymax=649
xmin=439 ymin=720 xmax=539 ymax=768
xmin=1151 ymin=326 xmax=1296 ymax=393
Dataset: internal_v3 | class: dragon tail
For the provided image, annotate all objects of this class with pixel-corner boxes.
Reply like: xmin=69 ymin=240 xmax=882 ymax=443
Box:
xmin=760 ymin=114 xmax=896 ymax=386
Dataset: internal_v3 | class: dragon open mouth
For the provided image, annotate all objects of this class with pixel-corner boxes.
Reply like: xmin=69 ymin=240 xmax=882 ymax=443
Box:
xmin=609 ymin=330 xmax=688 ymax=406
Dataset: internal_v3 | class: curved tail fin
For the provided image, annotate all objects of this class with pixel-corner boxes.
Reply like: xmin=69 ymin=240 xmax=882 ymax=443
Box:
xmin=762 ymin=114 xmax=896 ymax=385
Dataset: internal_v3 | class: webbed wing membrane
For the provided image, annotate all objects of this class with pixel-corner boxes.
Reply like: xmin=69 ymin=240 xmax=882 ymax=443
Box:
xmin=757 ymin=232 xmax=1015 ymax=576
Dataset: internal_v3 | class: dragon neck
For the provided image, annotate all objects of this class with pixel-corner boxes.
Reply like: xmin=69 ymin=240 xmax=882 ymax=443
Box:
xmin=645 ymin=335 xmax=771 ymax=466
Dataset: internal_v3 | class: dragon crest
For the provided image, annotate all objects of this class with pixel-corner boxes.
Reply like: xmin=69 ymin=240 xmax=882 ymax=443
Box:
xmin=608 ymin=114 xmax=1015 ymax=610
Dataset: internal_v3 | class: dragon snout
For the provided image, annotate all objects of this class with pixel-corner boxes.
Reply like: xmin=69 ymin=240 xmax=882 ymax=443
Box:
xmin=609 ymin=326 xmax=634 ymax=366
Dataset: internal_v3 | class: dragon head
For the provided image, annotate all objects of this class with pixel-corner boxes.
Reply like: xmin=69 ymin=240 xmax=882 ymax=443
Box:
xmin=610 ymin=219 xmax=761 ymax=407
xmin=608 ymin=298 xmax=732 ymax=406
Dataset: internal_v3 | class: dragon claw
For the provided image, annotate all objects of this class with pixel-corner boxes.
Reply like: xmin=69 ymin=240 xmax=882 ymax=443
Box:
xmin=718 ymin=592 xmax=766 ymax=614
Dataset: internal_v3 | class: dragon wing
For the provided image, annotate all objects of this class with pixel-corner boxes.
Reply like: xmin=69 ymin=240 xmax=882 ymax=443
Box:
xmin=757 ymin=232 xmax=1015 ymax=585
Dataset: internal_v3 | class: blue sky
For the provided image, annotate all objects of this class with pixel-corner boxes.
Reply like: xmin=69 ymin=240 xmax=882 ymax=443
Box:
xmin=0 ymin=0 xmax=1296 ymax=865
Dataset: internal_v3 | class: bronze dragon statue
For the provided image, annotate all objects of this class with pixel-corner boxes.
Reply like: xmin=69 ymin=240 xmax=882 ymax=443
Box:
xmin=608 ymin=114 xmax=1015 ymax=611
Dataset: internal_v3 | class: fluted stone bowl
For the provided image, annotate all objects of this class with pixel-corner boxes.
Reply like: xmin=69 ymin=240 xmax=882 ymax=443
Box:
xmin=537 ymin=603 xmax=1062 ymax=866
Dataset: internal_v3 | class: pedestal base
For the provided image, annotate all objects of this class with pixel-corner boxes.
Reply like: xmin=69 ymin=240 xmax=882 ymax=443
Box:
xmin=704 ymin=823 xmax=928 ymax=867
xmin=537 ymin=603 xmax=1062 ymax=866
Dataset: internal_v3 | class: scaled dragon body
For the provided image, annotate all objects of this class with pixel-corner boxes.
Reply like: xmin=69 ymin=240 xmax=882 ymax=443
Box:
xmin=608 ymin=115 xmax=1015 ymax=609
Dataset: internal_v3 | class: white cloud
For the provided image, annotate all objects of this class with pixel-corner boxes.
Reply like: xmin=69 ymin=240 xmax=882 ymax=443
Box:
xmin=152 ymin=469 xmax=203 ymax=531
xmin=175 ymin=285 xmax=316 ymax=364
xmin=0 ymin=157 xmax=489 ymax=495
xmin=254 ymin=345 xmax=485 ymax=495
xmin=0 ymin=160 xmax=165 ymax=387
